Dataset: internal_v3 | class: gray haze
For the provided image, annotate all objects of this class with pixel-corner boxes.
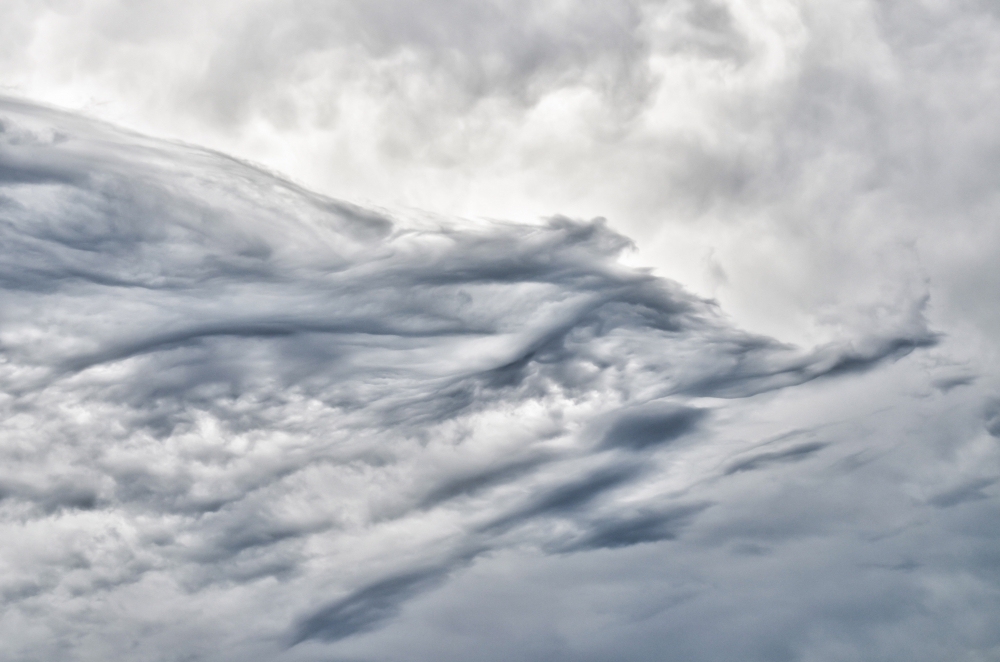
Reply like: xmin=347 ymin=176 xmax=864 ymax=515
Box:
xmin=1 ymin=1 xmax=1000 ymax=660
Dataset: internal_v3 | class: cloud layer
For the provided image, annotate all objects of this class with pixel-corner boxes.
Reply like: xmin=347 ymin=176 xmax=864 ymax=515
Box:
xmin=5 ymin=0 xmax=1000 ymax=354
xmin=1 ymin=97 xmax=998 ymax=661
xmin=2 ymin=1 xmax=1000 ymax=659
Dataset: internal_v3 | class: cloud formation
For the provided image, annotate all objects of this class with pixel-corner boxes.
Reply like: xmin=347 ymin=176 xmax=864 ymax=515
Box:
xmin=3 ymin=2 xmax=1000 ymax=658
xmin=6 ymin=0 xmax=1000 ymax=356
xmin=2 ymin=96 xmax=998 ymax=662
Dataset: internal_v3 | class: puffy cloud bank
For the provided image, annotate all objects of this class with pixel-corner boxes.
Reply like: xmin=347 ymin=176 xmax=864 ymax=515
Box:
xmin=2 ymin=97 xmax=999 ymax=661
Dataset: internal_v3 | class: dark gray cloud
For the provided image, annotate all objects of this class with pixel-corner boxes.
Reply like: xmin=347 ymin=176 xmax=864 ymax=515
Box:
xmin=596 ymin=403 xmax=707 ymax=451
xmin=723 ymin=442 xmax=827 ymax=475
xmin=291 ymin=567 xmax=453 ymax=645
xmin=561 ymin=502 xmax=711 ymax=552
xmin=479 ymin=464 xmax=643 ymax=535
xmin=0 ymin=81 xmax=998 ymax=662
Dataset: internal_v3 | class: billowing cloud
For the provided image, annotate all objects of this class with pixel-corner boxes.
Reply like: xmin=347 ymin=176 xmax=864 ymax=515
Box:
xmin=5 ymin=0 xmax=1000 ymax=352
xmin=2 ymin=1 xmax=1000 ymax=659
xmin=1 ymin=96 xmax=997 ymax=662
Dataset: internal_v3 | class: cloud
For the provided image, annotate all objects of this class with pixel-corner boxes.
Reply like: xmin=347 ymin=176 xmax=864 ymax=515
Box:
xmin=723 ymin=441 xmax=827 ymax=475
xmin=2 ymin=1 xmax=1000 ymax=654
xmin=596 ymin=403 xmax=707 ymax=451
xmin=290 ymin=566 xmax=455 ymax=645
xmin=562 ymin=502 xmax=711 ymax=552
xmin=6 ymin=0 xmax=1000 ymax=355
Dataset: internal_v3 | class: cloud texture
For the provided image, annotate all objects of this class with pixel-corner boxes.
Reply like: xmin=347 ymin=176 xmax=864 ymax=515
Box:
xmin=2 ymin=1 xmax=1000 ymax=659
xmin=5 ymin=0 xmax=1000 ymax=347
xmin=1 ymin=96 xmax=998 ymax=661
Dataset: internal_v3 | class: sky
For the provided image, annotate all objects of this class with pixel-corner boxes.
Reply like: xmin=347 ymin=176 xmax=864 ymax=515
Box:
xmin=0 ymin=1 xmax=999 ymax=660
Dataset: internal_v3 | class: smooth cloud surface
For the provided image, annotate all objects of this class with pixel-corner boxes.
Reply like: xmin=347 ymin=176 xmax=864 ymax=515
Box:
xmin=1 ymin=97 xmax=999 ymax=661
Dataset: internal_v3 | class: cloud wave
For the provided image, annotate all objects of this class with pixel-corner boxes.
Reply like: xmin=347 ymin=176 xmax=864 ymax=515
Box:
xmin=1 ymin=98 xmax=996 ymax=662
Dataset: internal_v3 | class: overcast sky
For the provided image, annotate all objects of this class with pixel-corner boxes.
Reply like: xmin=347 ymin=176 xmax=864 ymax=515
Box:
xmin=1 ymin=2 xmax=1000 ymax=661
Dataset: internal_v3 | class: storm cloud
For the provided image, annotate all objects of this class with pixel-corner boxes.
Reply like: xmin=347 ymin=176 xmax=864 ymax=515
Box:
xmin=1 ymin=1 xmax=1000 ymax=660
xmin=1 ymin=93 xmax=996 ymax=662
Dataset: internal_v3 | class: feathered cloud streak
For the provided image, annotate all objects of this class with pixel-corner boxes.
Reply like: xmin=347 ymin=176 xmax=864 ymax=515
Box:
xmin=0 ymin=99 xmax=997 ymax=662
